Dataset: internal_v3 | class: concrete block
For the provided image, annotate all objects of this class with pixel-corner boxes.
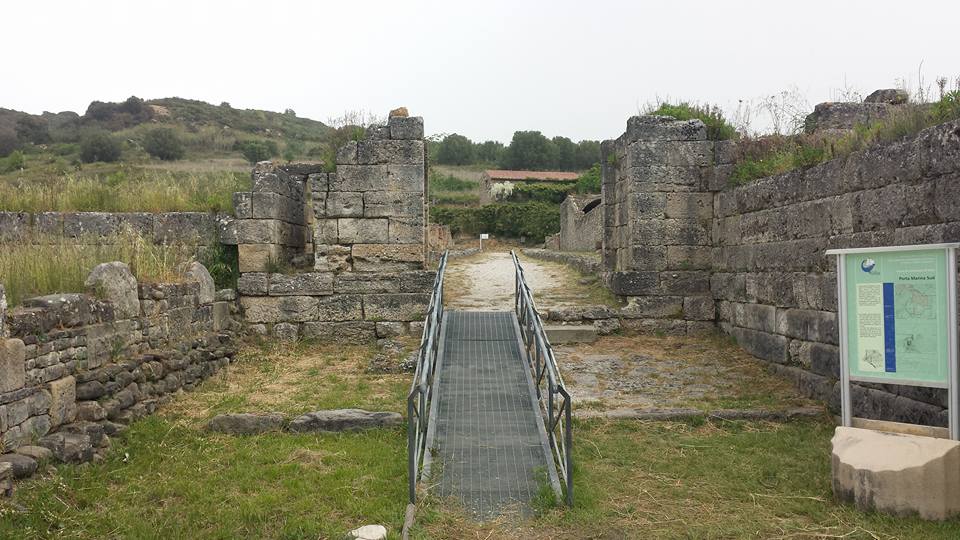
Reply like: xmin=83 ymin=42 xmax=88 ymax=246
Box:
xmin=545 ymin=325 xmax=597 ymax=344
xmin=0 ymin=339 xmax=25 ymax=393
xmin=832 ymin=426 xmax=960 ymax=520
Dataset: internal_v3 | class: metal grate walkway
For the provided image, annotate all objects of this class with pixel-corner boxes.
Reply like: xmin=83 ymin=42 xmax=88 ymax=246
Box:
xmin=426 ymin=311 xmax=557 ymax=517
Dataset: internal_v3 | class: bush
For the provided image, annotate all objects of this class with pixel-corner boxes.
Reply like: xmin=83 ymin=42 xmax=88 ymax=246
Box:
xmin=235 ymin=139 xmax=278 ymax=164
xmin=649 ymin=102 xmax=738 ymax=141
xmin=79 ymin=131 xmax=122 ymax=163
xmin=436 ymin=134 xmax=475 ymax=165
xmin=511 ymin=182 xmax=574 ymax=203
xmin=431 ymin=201 xmax=560 ymax=242
xmin=574 ymin=164 xmax=601 ymax=193
xmin=143 ymin=128 xmax=185 ymax=160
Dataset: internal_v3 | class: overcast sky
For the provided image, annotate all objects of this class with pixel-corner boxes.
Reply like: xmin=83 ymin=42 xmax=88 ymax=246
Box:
xmin=2 ymin=0 xmax=957 ymax=142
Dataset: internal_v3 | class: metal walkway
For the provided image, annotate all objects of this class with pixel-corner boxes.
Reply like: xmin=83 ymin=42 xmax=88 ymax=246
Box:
xmin=428 ymin=311 xmax=557 ymax=516
xmin=407 ymin=251 xmax=572 ymax=518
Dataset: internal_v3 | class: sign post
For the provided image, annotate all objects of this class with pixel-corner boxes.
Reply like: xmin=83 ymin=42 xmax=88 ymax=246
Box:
xmin=826 ymin=243 xmax=959 ymax=439
xmin=480 ymin=233 xmax=489 ymax=251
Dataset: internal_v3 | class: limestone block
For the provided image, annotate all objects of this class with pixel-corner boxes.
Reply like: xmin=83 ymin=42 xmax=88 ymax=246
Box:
xmin=607 ymin=271 xmax=659 ymax=296
xmin=316 ymin=295 xmax=363 ymax=322
xmin=619 ymin=296 xmax=683 ymax=319
xmin=334 ymin=165 xmax=389 ymax=192
xmin=660 ymin=271 xmax=710 ymax=295
xmin=48 ymin=376 xmax=77 ymax=428
xmin=387 ymin=217 xmax=425 ymax=244
xmin=363 ymin=294 xmax=429 ymax=322
xmin=386 ymin=164 xmax=426 ymax=193
xmin=389 ymin=116 xmax=424 ymax=140
xmin=240 ymin=296 xmax=319 ymax=323
xmin=153 ymin=212 xmax=207 ymax=244
xmin=683 ymin=296 xmax=716 ymax=321
xmin=375 ymin=322 xmax=407 ymax=338
xmin=63 ymin=212 xmax=120 ymax=238
xmin=315 ymin=219 xmax=339 ymax=244
xmin=237 ymin=244 xmax=280 ymax=273
xmin=84 ymin=262 xmax=139 ymax=319
xmin=333 ymin=273 xmax=400 ymax=294
xmin=314 ymin=245 xmax=352 ymax=273
xmin=729 ymin=326 xmax=789 ymax=364
xmin=338 ymin=218 xmax=389 ymax=244
xmin=622 ymin=115 xmax=707 ymax=143
xmin=325 ymin=192 xmax=364 ymax=217
xmin=665 ymin=193 xmax=713 ymax=221
xmin=775 ymin=309 xmax=838 ymax=345
xmin=351 ymin=244 xmax=424 ymax=272
xmin=336 ymin=141 xmax=358 ymax=165
xmin=184 ymin=262 xmax=216 ymax=304
xmin=632 ymin=219 xmax=710 ymax=247
xmin=272 ymin=322 xmax=299 ymax=342
xmin=268 ymin=273 xmax=334 ymax=296
xmin=288 ymin=408 xmax=402 ymax=432
xmin=237 ymin=273 xmax=270 ymax=296
xmin=832 ymin=426 xmax=960 ymax=520
xmin=212 ymin=302 xmax=232 ymax=331
xmin=0 ymin=339 xmax=26 ymax=393
xmin=355 ymin=140 xmax=424 ymax=165
xmin=0 ymin=284 xmax=6 ymax=337
xmin=235 ymin=219 xmax=278 ymax=244
xmin=363 ymin=192 xmax=423 ymax=218
xmin=732 ymin=302 xmax=777 ymax=333
xmin=233 ymin=192 xmax=253 ymax=219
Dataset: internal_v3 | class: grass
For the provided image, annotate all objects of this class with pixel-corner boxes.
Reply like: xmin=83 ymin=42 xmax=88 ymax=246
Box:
xmin=3 ymin=339 xmax=960 ymax=538
xmin=0 ymin=161 xmax=250 ymax=213
xmin=732 ymin=89 xmax=960 ymax=184
xmin=428 ymin=171 xmax=481 ymax=207
xmin=647 ymin=102 xmax=738 ymax=141
xmin=0 ymin=230 xmax=195 ymax=306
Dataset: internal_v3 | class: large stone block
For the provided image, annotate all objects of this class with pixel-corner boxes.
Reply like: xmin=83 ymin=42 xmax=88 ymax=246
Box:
xmin=832 ymin=426 xmax=960 ymax=520
xmin=363 ymin=191 xmax=423 ymax=218
xmin=665 ymin=193 xmax=713 ymax=221
xmin=355 ymin=139 xmax=424 ymax=165
xmin=316 ymin=295 xmax=363 ymax=322
xmin=237 ymin=273 xmax=269 ymax=296
xmin=268 ymin=273 xmax=334 ymax=296
xmin=314 ymin=244 xmax=352 ymax=272
xmin=775 ymin=309 xmax=838 ymax=345
xmin=235 ymin=220 xmax=278 ymax=244
xmin=240 ymin=296 xmax=319 ymax=323
xmin=338 ymin=218 xmax=388 ymax=244
xmin=233 ymin=192 xmax=253 ymax=219
xmin=0 ymin=339 xmax=25 ymax=393
xmin=733 ymin=302 xmax=777 ymax=333
xmin=389 ymin=116 xmax=424 ymax=140
xmin=333 ymin=273 xmax=400 ymax=294
xmin=315 ymin=219 xmax=339 ymax=245
xmin=363 ymin=294 xmax=430 ymax=322
xmin=352 ymin=244 xmax=424 ymax=272
xmin=660 ymin=271 xmax=710 ymax=295
xmin=731 ymin=326 xmax=789 ymax=363
xmin=237 ymin=244 xmax=280 ymax=273
xmin=619 ymin=296 xmax=683 ymax=319
xmin=48 ymin=376 xmax=76 ymax=428
xmin=184 ymin=262 xmax=216 ymax=304
xmin=63 ymin=212 xmax=120 ymax=238
xmin=324 ymin=192 xmax=364 ymax=217
xmin=387 ymin=217 xmax=425 ymax=244
xmin=622 ymin=115 xmax=707 ymax=143
xmin=84 ymin=262 xmax=139 ymax=319
xmin=607 ymin=271 xmax=659 ymax=296
xmin=683 ymin=296 xmax=716 ymax=321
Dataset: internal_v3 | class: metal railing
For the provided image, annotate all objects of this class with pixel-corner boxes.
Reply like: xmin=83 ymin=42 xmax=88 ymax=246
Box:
xmin=407 ymin=251 xmax=448 ymax=503
xmin=512 ymin=251 xmax=573 ymax=506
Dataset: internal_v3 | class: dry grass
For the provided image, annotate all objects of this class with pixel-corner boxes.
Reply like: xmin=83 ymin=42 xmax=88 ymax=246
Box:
xmin=0 ymin=229 xmax=194 ymax=306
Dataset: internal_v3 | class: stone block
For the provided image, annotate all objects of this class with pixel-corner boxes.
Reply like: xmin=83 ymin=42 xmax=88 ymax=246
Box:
xmin=184 ymin=262 xmax=215 ymax=304
xmin=334 ymin=165 xmax=388 ymax=192
xmin=733 ymin=302 xmax=777 ymax=333
xmin=233 ymin=192 xmax=253 ymax=219
xmin=333 ymin=273 xmax=400 ymax=294
xmin=356 ymin=140 xmax=424 ymax=165
xmin=632 ymin=219 xmax=710 ymax=246
xmin=660 ymin=271 xmax=710 ymax=295
xmin=607 ymin=271 xmax=659 ymax=296
xmin=48 ymin=376 xmax=76 ymax=428
xmin=268 ymin=273 xmax=334 ymax=296
xmin=363 ymin=192 xmax=423 ymax=218
xmin=375 ymin=321 xmax=407 ymax=338
xmin=272 ymin=322 xmax=299 ymax=342
xmin=622 ymin=115 xmax=707 ymax=143
xmin=237 ymin=273 xmax=269 ymax=296
xmin=289 ymin=408 xmax=402 ymax=432
xmin=237 ymin=244 xmax=280 ymax=273
xmin=683 ymin=296 xmax=716 ymax=321
xmin=301 ymin=322 xmax=376 ymax=344
xmin=325 ymin=192 xmax=364 ymax=217
xmin=63 ymin=212 xmax=120 ymax=238
xmin=665 ymin=193 xmax=713 ymax=220
xmin=832 ymin=426 xmax=960 ymax=520
xmin=250 ymin=192 xmax=281 ymax=219
xmin=665 ymin=245 xmax=713 ymax=270
xmin=235 ymin=219 xmax=278 ymax=244
xmin=619 ymin=296 xmax=682 ymax=319
xmin=84 ymin=262 xmax=139 ymax=320
xmin=315 ymin=219 xmax=339 ymax=244
xmin=352 ymin=244 xmax=424 ymax=272
xmin=240 ymin=296 xmax=319 ymax=323
xmin=387 ymin=217 xmax=425 ymax=244
xmin=314 ymin=244 xmax=352 ymax=272
xmin=338 ymin=218 xmax=389 ymax=244
xmin=775 ymin=309 xmax=838 ymax=345
xmin=387 ymin=164 xmax=426 ymax=193
xmin=544 ymin=325 xmax=597 ymax=344
xmin=316 ymin=295 xmax=363 ymax=322
xmin=389 ymin=116 xmax=424 ymax=140
xmin=0 ymin=339 xmax=25 ymax=393
xmin=730 ymin=326 xmax=789 ymax=363
xmin=363 ymin=294 xmax=430 ymax=321
xmin=212 ymin=302 xmax=232 ymax=331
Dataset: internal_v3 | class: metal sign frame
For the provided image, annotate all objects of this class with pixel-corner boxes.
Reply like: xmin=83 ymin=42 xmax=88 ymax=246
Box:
xmin=826 ymin=243 xmax=960 ymax=439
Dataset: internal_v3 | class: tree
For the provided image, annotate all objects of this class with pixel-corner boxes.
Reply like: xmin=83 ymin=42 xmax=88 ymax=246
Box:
xmin=79 ymin=131 xmax=121 ymax=163
xmin=0 ymin=130 xmax=19 ymax=157
xmin=436 ymin=134 xmax=475 ymax=165
xmin=551 ymin=136 xmax=577 ymax=170
xmin=500 ymin=131 xmax=556 ymax=170
xmin=142 ymin=127 xmax=185 ymax=160
xmin=15 ymin=116 xmax=51 ymax=145
xmin=574 ymin=140 xmax=601 ymax=169
xmin=475 ymin=140 xmax=504 ymax=164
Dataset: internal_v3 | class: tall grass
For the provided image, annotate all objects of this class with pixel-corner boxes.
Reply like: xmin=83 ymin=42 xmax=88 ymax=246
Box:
xmin=1 ymin=229 xmax=193 ymax=306
xmin=0 ymin=169 xmax=250 ymax=213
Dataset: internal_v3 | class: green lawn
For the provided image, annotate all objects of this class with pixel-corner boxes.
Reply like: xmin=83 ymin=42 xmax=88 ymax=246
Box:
xmin=3 ymin=341 xmax=960 ymax=539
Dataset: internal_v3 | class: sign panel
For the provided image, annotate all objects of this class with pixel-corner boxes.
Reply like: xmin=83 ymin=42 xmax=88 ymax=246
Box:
xmin=480 ymin=234 xmax=490 ymax=240
xmin=843 ymin=248 xmax=950 ymax=386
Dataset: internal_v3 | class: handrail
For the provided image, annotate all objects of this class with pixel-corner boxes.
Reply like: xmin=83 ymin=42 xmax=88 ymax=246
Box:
xmin=511 ymin=250 xmax=573 ymax=506
xmin=407 ymin=250 xmax=448 ymax=503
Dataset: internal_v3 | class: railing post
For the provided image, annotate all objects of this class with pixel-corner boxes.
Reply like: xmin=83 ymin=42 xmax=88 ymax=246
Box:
xmin=407 ymin=393 xmax=417 ymax=503
xmin=565 ymin=398 xmax=573 ymax=506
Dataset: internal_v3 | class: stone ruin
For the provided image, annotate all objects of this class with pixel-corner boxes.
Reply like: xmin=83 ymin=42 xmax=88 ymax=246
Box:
xmin=234 ymin=114 xmax=433 ymax=342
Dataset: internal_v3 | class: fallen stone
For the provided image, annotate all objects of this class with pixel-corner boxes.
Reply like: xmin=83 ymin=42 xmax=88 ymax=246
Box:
xmin=39 ymin=432 xmax=94 ymax=464
xmin=184 ymin=262 xmax=216 ymax=304
xmin=205 ymin=413 xmax=285 ymax=435
xmin=832 ymin=426 xmax=960 ymax=520
xmin=349 ymin=524 xmax=387 ymax=540
xmin=288 ymin=409 xmax=401 ymax=433
xmin=0 ymin=462 xmax=11 ymax=496
xmin=84 ymin=262 xmax=139 ymax=319
xmin=15 ymin=445 xmax=53 ymax=462
xmin=0 ymin=453 xmax=37 ymax=479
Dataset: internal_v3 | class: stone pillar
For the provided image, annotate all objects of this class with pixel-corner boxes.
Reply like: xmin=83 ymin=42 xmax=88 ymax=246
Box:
xmin=601 ymin=115 xmax=718 ymax=333
xmin=236 ymin=113 xmax=433 ymax=342
xmin=234 ymin=163 xmax=309 ymax=273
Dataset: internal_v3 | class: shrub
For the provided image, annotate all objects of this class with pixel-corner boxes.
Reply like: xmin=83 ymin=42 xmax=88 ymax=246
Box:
xmin=0 ymin=150 xmax=25 ymax=173
xmin=574 ymin=164 xmax=601 ymax=193
xmin=142 ymin=128 xmax=185 ymax=160
xmin=649 ymin=102 xmax=738 ymax=141
xmin=236 ymin=139 xmax=278 ymax=164
xmin=511 ymin=182 xmax=574 ymax=203
xmin=79 ymin=131 xmax=122 ymax=163
xmin=431 ymin=201 xmax=560 ymax=242
xmin=436 ymin=134 xmax=475 ymax=165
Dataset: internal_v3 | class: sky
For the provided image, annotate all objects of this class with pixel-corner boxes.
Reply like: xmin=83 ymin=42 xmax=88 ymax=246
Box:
xmin=2 ymin=0 xmax=958 ymax=143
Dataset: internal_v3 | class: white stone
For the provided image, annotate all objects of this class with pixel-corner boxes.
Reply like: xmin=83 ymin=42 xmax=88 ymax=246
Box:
xmin=85 ymin=262 xmax=139 ymax=319
xmin=831 ymin=426 xmax=960 ymax=520
xmin=349 ymin=524 xmax=387 ymax=540
xmin=184 ymin=262 xmax=216 ymax=304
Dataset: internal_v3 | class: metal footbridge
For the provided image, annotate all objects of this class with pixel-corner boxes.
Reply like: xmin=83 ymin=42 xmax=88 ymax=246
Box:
xmin=407 ymin=251 xmax=573 ymax=517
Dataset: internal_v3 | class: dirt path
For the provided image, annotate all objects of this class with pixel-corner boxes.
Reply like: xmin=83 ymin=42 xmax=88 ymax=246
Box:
xmin=443 ymin=250 xmax=613 ymax=311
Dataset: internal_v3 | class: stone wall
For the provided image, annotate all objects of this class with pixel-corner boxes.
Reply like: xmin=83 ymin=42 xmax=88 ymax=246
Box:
xmin=0 ymin=211 xmax=236 ymax=245
xmin=235 ymin=114 xmax=434 ymax=342
xmin=0 ymin=261 xmax=239 ymax=467
xmin=711 ymin=119 xmax=960 ymax=425
xmin=558 ymin=195 xmax=602 ymax=252
xmin=600 ymin=115 xmax=734 ymax=334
